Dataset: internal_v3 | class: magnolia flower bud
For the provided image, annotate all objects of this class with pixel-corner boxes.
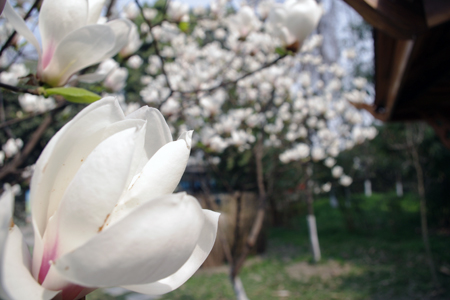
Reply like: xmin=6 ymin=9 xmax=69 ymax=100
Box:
xmin=3 ymin=0 xmax=133 ymax=86
xmin=266 ymin=0 xmax=322 ymax=52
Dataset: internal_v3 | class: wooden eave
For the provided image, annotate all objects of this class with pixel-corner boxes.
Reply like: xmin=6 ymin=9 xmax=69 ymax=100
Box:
xmin=342 ymin=0 xmax=450 ymax=147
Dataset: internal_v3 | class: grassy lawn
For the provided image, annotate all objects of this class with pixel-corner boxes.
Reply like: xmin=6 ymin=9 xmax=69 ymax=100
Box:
xmin=89 ymin=193 xmax=450 ymax=300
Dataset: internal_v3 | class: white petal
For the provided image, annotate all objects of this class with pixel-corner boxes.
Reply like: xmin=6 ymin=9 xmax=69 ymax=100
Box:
xmin=76 ymin=72 xmax=109 ymax=84
xmin=124 ymin=210 xmax=220 ymax=295
xmin=41 ymin=24 xmax=117 ymax=86
xmin=87 ymin=0 xmax=107 ymax=24
xmin=102 ymin=19 xmax=133 ymax=60
xmin=30 ymin=97 xmax=125 ymax=276
xmin=39 ymin=0 xmax=88 ymax=53
xmin=2 ymin=226 xmax=59 ymax=300
xmin=53 ymin=193 xmax=206 ymax=287
xmin=286 ymin=3 xmax=321 ymax=43
xmin=107 ymin=131 xmax=192 ymax=225
xmin=0 ymin=185 xmax=13 ymax=299
xmin=129 ymin=131 xmax=191 ymax=196
xmin=3 ymin=1 xmax=41 ymax=56
xmin=42 ymin=127 xmax=142 ymax=264
xmin=126 ymin=106 xmax=173 ymax=161
xmin=102 ymin=118 xmax=148 ymax=189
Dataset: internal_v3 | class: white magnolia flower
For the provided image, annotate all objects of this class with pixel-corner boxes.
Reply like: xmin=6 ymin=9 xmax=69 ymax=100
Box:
xmin=257 ymin=0 xmax=274 ymax=20
xmin=122 ymin=2 xmax=139 ymax=20
xmin=322 ymin=182 xmax=332 ymax=192
xmin=0 ymin=63 xmax=28 ymax=86
xmin=104 ymin=67 xmax=128 ymax=92
xmin=3 ymin=0 xmax=132 ymax=86
xmin=2 ymin=138 xmax=23 ymax=158
xmin=127 ymin=55 xmax=144 ymax=69
xmin=311 ymin=147 xmax=325 ymax=161
xmin=266 ymin=0 xmax=322 ymax=51
xmin=340 ymin=175 xmax=353 ymax=187
xmin=332 ymin=165 xmax=343 ymax=178
xmin=167 ymin=1 xmax=189 ymax=22
xmin=353 ymin=77 xmax=367 ymax=89
xmin=0 ymin=98 xmax=219 ymax=300
xmin=120 ymin=23 xmax=143 ymax=57
xmin=226 ymin=6 xmax=261 ymax=38
xmin=18 ymin=94 xmax=56 ymax=113
xmin=324 ymin=157 xmax=336 ymax=168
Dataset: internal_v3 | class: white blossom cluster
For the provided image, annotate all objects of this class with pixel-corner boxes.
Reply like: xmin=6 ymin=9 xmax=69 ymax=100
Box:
xmin=0 ymin=0 xmax=376 ymax=190
xmin=125 ymin=0 xmax=375 ymax=187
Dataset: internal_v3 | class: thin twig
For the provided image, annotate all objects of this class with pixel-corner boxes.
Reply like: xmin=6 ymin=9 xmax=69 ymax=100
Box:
xmin=0 ymin=82 xmax=40 ymax=95
xmin=178 ymin=55 xmax=287 ymax=95
xmin=0 ymin=113 xmax=52 ymax=181
xmin=105 ymin=0 xmax=117 ymax=19
xmin=0 ymin=0 xmax=42 ymax=57
xmin=134 ymin=0 xmax=174 ymax=108
xmin=0 ymin=91 xmax=14 ymax=138
xmin=0 ymin=101 xmax=66 ymax=129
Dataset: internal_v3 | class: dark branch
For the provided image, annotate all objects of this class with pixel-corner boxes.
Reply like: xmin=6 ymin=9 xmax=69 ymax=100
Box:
xmin=177 ymin=55 xmax=287 ymax=95
xmin=0 ymin=101 xmax=66 ymax=129
xmin=0 ymin=0 xmax=42 ymax=57
xmin=0 ymin=82 xmax=40 ymax=95
xmin=134 ymin=0 xmax=174 ymax=109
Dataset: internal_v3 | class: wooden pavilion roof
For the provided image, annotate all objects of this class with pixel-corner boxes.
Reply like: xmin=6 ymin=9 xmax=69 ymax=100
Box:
xmin=342 ymin=0 xmax=450 ymax=147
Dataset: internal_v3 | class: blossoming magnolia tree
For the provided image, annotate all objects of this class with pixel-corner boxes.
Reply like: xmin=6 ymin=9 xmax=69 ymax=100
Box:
xmin=0 ymin=0 xmax=376 ymax=299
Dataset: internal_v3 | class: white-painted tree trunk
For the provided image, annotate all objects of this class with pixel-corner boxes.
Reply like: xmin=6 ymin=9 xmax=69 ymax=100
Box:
xmin=307 ymin=214 xmax=321 ymax=262
xmin=364 ymin=179 xmax=372 ymax=197
xmin=396 ymin=180 xmax=403 ymax=197
xmin=231 ymin=276 xmax=249 ymax=300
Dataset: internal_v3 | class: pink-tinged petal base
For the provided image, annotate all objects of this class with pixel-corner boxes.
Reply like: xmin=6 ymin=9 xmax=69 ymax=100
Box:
xmin=59 ymin=284 xmax=94 ymax=300
xmin=38 ymin=238 xmax=59 ymax=284
xmin=41 ymin=40 xmax=56 ymax=70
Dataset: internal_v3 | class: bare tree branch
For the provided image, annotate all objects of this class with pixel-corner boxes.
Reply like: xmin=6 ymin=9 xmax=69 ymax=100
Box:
xmin=105 ymin=0 xmax=117 ymax=19
xmin=134 ymin=0 xmax=174 ymax=107
xmin=0 ymin=114 xmax=52 ymax=181
xmin=0 ymin=101 xmax=66 ymax=129
xmin=177 ymin=55 xmax=287 ymax=95
xmin=231 ymin=137 xmax=266 ymax=278
xmin=0 ymin=0 xmax=42 ymax=58
xmin=0 ymin=82 xmax=41 ymax=95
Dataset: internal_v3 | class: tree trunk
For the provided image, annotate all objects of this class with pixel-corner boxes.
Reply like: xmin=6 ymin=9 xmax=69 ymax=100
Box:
xmin=231 ymin=276 xmax=249 ymax=300
xmin=407 ymin=125 xmax=439 ymax=288
xmin=307 ymin=214 xmax=321 ymax=262
xmin=305 ymin=164 xmax=321 ymax=262
xmin=364 ymin=179 xmax=372 ymax=197
xmin=396 ymin=174 xmax=403 ymax=197
xmin=230 ymin=139 xmax=267 ymax=299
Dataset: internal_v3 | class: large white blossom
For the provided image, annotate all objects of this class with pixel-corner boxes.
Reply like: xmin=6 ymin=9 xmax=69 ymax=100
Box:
xmin=0 ymin=98 xmax=219 ymax=300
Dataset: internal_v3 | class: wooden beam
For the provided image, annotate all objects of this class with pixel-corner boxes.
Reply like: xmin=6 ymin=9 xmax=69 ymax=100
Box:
xmin=423 ymin=0 xmax=450 ymax=27
xmin=384 ymin=39 xmax=415 ymax=121
xmin=373 ymin=32 xmax=415 ymax=122
xmin=342 ymin=0 xmax=427 ymax=39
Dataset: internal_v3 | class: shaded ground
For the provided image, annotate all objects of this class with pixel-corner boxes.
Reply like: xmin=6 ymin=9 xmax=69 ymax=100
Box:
xmin=88 ymin=193 xmax=450 ymax=299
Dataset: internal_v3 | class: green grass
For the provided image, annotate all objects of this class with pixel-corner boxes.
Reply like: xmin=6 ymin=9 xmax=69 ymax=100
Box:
xmin=89 ymin=193 xmax=450 ymax=300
